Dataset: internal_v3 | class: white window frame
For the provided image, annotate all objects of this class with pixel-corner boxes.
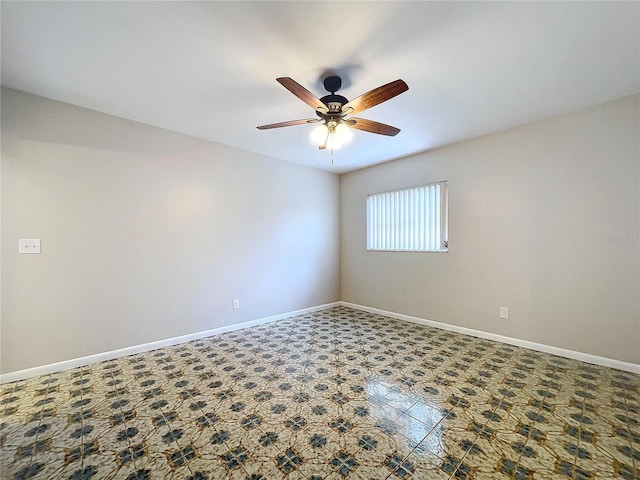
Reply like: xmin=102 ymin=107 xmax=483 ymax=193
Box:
xmin=366 ymin=181 xmax=448 ymax=252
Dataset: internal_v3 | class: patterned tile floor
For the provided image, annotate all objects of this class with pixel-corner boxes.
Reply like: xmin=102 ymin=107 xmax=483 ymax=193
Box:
xmin=1 ymin=306 xmax=639 ymax=480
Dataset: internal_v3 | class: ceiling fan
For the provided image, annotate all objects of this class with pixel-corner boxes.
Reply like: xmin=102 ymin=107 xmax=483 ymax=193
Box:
xmin=257 ymin=76 xmax=409 ymax=151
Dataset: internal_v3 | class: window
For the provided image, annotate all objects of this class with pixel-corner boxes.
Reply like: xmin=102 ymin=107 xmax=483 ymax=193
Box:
xmin=366 ymin=181 xmax=448 ymax=252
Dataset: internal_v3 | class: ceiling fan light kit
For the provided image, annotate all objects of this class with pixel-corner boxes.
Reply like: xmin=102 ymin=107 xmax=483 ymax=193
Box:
xmin=310 ymin=122 xmax=352 ymax=150
xmin=257 ymin=75 xmax=408 ymax=157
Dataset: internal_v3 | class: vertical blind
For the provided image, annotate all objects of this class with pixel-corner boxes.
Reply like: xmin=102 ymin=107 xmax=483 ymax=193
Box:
xmin=366 ymin=182 xmax=448 ymax=251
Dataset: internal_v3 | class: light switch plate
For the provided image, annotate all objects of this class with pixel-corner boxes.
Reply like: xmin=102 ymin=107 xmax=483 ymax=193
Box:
xmin=19 ymin=239 xmax=41 ymax=254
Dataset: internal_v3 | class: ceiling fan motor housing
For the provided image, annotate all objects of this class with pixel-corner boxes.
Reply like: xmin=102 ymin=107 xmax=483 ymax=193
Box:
xmin=320 ymin=94 xmax=349 ymax=113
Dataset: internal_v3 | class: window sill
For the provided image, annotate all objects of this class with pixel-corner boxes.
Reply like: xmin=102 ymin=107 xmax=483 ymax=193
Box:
xmin=366 ymin=249 xmax=448 ymax=253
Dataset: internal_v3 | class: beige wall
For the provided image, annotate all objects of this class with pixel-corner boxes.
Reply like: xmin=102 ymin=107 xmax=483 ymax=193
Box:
xmin=341 ymin=95 xmax=640 ymax=364
xmin=1 ymin=88 xmax=341 ymax=373
xmin=3 ymin=88 xmax=638 ymax=374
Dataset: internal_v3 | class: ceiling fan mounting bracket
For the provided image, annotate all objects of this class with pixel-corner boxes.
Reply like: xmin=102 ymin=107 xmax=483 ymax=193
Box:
xmin=323 ymin=75 xmax=342 ymax=94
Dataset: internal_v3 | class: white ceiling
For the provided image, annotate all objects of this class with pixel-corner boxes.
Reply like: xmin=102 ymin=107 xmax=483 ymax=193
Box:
xmin=2 ymin=2 xmax=639 ymax=174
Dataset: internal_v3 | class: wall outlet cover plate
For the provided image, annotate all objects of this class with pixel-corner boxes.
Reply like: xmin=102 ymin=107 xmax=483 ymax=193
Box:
xmin=19 ymin=239 xmax=41 ymax=254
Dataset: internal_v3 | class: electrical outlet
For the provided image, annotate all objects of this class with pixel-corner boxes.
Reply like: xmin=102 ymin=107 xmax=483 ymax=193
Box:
xmin=499 ymin=307 xmax=509 ymax=319
xmin=233 ymin=299 xmax=240 ymax=310
xmin=19 ymin=239 xmax=41 ymax=254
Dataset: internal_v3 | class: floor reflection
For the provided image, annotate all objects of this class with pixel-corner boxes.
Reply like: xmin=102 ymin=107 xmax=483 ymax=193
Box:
xmin=366 ymin=376 xmax=446 ymax=455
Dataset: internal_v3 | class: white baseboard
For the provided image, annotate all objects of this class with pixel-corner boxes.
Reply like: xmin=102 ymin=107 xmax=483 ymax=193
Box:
xmin=340 ymin=302 xmax=640 ymax=375
xmin=0 ymin=302 xmax=340 ymax=384
xmin=3 ymin=300 xmax=636 ymax=383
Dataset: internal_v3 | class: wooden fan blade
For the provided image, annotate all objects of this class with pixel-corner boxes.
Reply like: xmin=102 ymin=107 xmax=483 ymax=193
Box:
xmin=341 ymin=79 xmax=408 ymax=115
xmin=276 ymin=77 xmax=326 ymax=110
xmin=257 ymin=118 xmax=319 ymax=130
xmin=349 ymin=118 xmax=401 ymax=136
